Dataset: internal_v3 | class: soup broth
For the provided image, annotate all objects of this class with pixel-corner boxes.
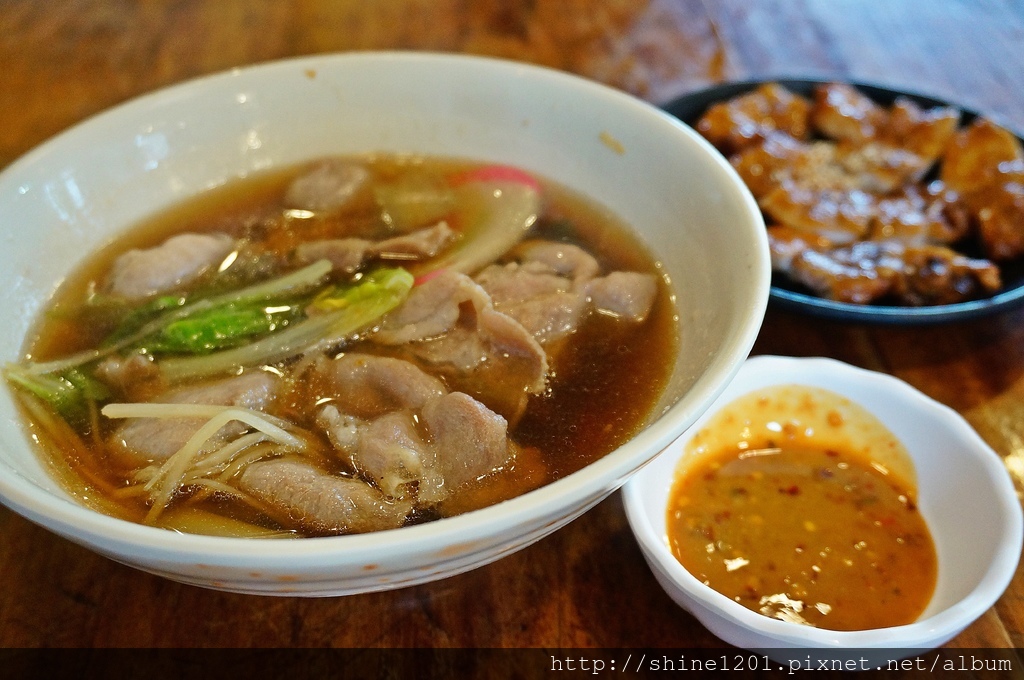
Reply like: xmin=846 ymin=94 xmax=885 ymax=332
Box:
xmin=9 ymin=155 xmax=677 ymax=537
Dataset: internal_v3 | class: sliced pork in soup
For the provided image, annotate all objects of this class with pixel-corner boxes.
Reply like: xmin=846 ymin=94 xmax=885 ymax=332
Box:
xmin=111 ymin=370 xmax=281 ymax=467
xmin=107 ymin=232 xmax=236 ymax=300
xmin=237 ymin=457 xmax=413 ymax=534
xmin=4 ymin=155 xmax=676 ymax=537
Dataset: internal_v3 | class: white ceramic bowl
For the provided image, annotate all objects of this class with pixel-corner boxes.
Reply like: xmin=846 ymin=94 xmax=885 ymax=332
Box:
xmin=0 ymin=52 xmax=769 ymax=595
xmin=624 ymin=355 xmax=1023 ymax=662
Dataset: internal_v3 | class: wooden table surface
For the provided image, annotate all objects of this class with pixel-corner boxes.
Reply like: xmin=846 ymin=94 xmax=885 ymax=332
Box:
xmin=2 ymin=0 xmax=1024 ymax=664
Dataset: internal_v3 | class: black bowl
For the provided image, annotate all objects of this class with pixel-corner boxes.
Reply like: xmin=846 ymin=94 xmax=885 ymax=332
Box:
xmin=662 ymin=78 xmax=1024 ymax=325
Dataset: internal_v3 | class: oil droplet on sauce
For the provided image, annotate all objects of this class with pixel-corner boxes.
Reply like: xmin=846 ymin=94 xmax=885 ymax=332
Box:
xmin=666 ymin=385 xmax=938 ymax=631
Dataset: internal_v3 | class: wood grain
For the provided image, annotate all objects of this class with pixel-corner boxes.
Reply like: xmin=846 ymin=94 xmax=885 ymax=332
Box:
xmin=1 ymin=0 xmax=1023 ymax=664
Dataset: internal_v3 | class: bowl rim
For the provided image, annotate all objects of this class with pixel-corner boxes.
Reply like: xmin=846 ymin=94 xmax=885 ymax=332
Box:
xmin=0 ymin=51 xmax=770 ymax=571
xmin=623 ymin=354 xmax=1024 ymax=648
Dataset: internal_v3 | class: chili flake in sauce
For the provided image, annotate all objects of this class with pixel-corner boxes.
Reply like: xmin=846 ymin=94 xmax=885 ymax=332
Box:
xmin=666 ymin=385 xmax=938 ymax=631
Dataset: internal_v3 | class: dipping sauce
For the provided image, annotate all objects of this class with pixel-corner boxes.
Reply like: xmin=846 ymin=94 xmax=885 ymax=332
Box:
xmin=666 ymin=385 xmax=938 ymax=631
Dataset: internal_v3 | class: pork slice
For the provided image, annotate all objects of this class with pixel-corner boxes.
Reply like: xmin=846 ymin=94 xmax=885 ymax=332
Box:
xmin=375 ymin=271 xmax=547 ymax=381
xmin=284 ymin=160 xmax=371 ymax=213
xmin=95 ymin=353 xmax=161 ymax=399
xmin=316 ymin=404 xmax=364 ymax=453
xmin=373 ymin=221 xmax=455 ymax=260
xmin=766 ymin=224 xmax=831 ymax=271
xmin=941 ymin=118 xmax=1024 ymax=195
xmin=835 ymin=140 xmax=931 ymax=194
xmin=421 ymin=392 xmax=510 ymax=491
xmin=374 ymin=270 xmax=548 ymax=421
xmin=482 ymin=241 xmax=658 ymax=338
xmin=759 ymin=183 xmax=876 ymax=244
xmin=355 ymin=410 xmax=444 ymax=501
xmin=810 ymin=82 xmax=887 ymax=144
xmin=317 ymin=405 xmax=443 ymax=503
xmin=730 ymin=133 xmax=810 ymax=199
xmin=476 ymin=262 xmax=568 ymax=303
xmin=788 ymin=242 xmax=902 ymax=304
xmin=317 ymin=393 xmax=510 ymax=504
xmin=293 ymin=223 xmax=455 ymax=275
xmin=509 ymin=240 xmax=601 ymax=281
xmin=236 ymin=458 xmax=412 ymax=534
xmin=294 ymin=238 xmax=372 ymax=274
xmin=970 ymin=161 xmax=1024 ymax=261
xmin=870 ymin=182 xmax=972 ymax=246
xmin=476 ymin=263 xmax=588 ymax=345
xmin=106 ymin=232 xmax=235 ymax=300
xmin=312 ymin=353 xmax=446 ymax=420
xmin=432 ymin=306 xmax=548 ymax=419
xmin=110 ymin=371 xmax=280 ymax=467
xmin=884 ymin=98 xmax=959 ymax=167
xmin=586 ymin=271 xmax=659 ymax=323
xmin=493 ymin=291 xmax=587 ymax=346
xmin=696 ymin=82 xmax=812 ymax=154
xmin=372 ymin=269 xmax=470 ymax=344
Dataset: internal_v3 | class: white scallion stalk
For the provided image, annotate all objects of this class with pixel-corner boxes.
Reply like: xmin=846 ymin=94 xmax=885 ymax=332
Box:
xmin=23 ymin=259 xmax=333 ymax=376
xmin=416 ymin=179 xmax=539 ymax=276
xmin=100 ymin=403 xmax=306 ymax=523
xmin=100 ymin=403 xmax=303 ymax=450
xmin=159 ymin=267 xmax=413 ymax=383
xmin=158 ymin=310 xmax=345 ymax=383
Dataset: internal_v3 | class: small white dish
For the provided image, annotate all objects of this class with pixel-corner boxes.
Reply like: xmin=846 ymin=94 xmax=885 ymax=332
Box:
xmin=624 ymin=355 xmax=1023 ymax=663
